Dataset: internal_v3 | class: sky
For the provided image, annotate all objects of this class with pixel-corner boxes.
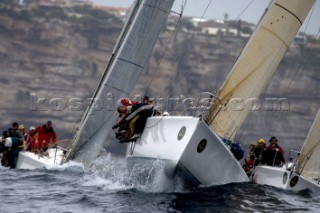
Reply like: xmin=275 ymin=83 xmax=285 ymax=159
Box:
xmin=92 ymin=0 xmax=320 ymax=35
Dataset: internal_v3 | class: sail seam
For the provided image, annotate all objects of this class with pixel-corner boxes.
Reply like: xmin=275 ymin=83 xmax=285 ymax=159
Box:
xmin=262 ymin=26 xmax=290 ymax=48
xmin=275 ymin=3 xmax=302 ymax=25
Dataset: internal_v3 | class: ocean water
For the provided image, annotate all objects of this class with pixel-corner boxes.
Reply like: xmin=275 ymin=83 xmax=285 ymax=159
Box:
xmin=1 ymin=153 xmax=319 ymax=213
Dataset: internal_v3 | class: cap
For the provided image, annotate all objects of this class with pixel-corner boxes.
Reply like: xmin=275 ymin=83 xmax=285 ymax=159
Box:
xmin=19 ymin=125 xmax=25 ymax=130
xmin=121 ymin=98 xmax=132 ymax=106
xmin=47 ymin=120 xmax=52 ymax=125
xmin=163 ymin=111 xmax=169 ymax=116
xmin=29 ymin=126 xmax=35 ymax=130
xmin=257 ymin=139 xmax=265 ymax=144
xmin=269 ymin=136 xmax=278 ymax=143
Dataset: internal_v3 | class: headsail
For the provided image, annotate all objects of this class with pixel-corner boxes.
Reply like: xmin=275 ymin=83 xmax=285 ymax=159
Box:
xmin=207 ymin=0 xmax=315 ymax=140
xmin=66 ymin=0 xmax=175 ymax=166
xmin=297 ymin=108 xmax=320 ymax=179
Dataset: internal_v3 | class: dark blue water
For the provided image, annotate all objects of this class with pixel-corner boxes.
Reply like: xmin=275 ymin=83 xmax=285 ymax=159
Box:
xmin=1 ymin=153 xmax=319 ymax=213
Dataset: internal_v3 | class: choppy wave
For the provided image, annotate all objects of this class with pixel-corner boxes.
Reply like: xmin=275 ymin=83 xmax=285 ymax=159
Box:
xmin=1 ymin=153 xmax=320 ymax=213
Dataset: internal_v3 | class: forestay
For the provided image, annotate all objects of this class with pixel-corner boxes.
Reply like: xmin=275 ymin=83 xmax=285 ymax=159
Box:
xmin=297 ymin=108 xmax=320 ymax=179
xmin=207 ymin=0 xmax=315 ymax=140
xmin=65 ymin=0 xmax=175 ymax=166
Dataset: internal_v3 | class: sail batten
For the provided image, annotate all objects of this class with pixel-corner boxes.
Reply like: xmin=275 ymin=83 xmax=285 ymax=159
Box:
xmin=117 ymin=58 xmax=144 ymax=68
xmin=207 ymin=0 xmax=315 ymax=140
xmin=274 ymin=3 xmax=302 ymax=24
xmin=66 ymin=0 xmax=175 ymax=166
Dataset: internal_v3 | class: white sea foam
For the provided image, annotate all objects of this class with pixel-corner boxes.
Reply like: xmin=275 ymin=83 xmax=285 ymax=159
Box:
xmin=45 ymin=161 xmax=85 ymax=173
xmin=80 ymin=153 xmax=186 ymax=193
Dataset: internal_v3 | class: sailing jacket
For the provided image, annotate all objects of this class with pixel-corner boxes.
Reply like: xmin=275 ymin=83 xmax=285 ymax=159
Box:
xmin=34 ymin=124 xmax=57 ymax=148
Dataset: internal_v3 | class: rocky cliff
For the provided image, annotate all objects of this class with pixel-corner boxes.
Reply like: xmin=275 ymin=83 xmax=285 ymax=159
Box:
xmin=1 ymin=4 xmax=320 ymax=154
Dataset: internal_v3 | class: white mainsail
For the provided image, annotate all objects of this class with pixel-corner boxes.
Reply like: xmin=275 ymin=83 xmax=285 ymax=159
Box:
xmin=297 ymin=108 xmax=320 ymax=179
xmin=207 ymin=0 xmax=315 ymax=140
xmin=66 ymin=0 xmax=175 ymax=166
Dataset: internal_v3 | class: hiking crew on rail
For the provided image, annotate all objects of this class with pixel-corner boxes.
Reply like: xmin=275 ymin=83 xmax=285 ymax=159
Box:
xmin=0 ymin=120 xmax=57 ymax=169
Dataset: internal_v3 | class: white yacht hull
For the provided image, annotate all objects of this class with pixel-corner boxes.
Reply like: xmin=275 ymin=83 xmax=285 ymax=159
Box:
xmin=253 ymin=165 xmax=320 ymax=192
xmin=16 ymin=148 xmax=65 ymax=169
xmin=126 ymin=116 xmax=249 ymax=186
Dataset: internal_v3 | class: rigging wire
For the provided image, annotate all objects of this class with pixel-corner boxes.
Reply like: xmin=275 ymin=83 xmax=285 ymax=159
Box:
xmin=32 ymin=1 xmax=136 ymax=142
xmin=234 ymin=0 xmax=255 ymax=21
xmin=282 ymin=3 xmax=317 ymax=96
xmin=237 ymin=2 xmax=320 ymax=143
xmin=69 ymin=1 xmax=138 ymax=139
xmin=199 ymin=0 xmax=213 ymax=22
xmin=163 ymin=0 xmax=259 ymax=118
xmin=144 ymin=0 xmax=188 ymax=96
xmin=164 ymin=0 xmax=214 ymax=105
xmin=272 ymin=29 xmax=320 ymax=130
xmin=143 ymin=0 xmax=216 ymax=117
xmin=233 ymin=48 xmax=283 ymax=142
xmin=22 ymin=2 xmax=94 ymax=141
xmin=264 ymin=3 xmax=319 ymax=127
xmin=196 ymin=0 xmax=257 ymax=141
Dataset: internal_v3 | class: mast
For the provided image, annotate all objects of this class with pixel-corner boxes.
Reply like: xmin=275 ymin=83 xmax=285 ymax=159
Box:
xmin=297 ymin=108 xmax=320 ymax=179
xmin=69 ymin=1 xmax=141 ymax=148
xmin=206 ymin=0 xmax=315 ymax=140
xmin=65 ymin=0 xmax=175 ymax=166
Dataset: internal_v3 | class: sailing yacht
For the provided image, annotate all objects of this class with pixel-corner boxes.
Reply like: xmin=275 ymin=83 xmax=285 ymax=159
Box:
xmin=13 ymin=0 xmax=175 ymax=169
xmin=125 ymin=0 xmax=315 ymax=186
xmin=15 ymin=147 xmax=66 ymax=169
xmin=253 ymin=107 xmax=320 ymax=192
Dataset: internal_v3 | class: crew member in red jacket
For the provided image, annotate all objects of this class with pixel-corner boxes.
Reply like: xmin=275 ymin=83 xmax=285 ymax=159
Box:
xmin=34 ymin=120 xmax=57 ymax=151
